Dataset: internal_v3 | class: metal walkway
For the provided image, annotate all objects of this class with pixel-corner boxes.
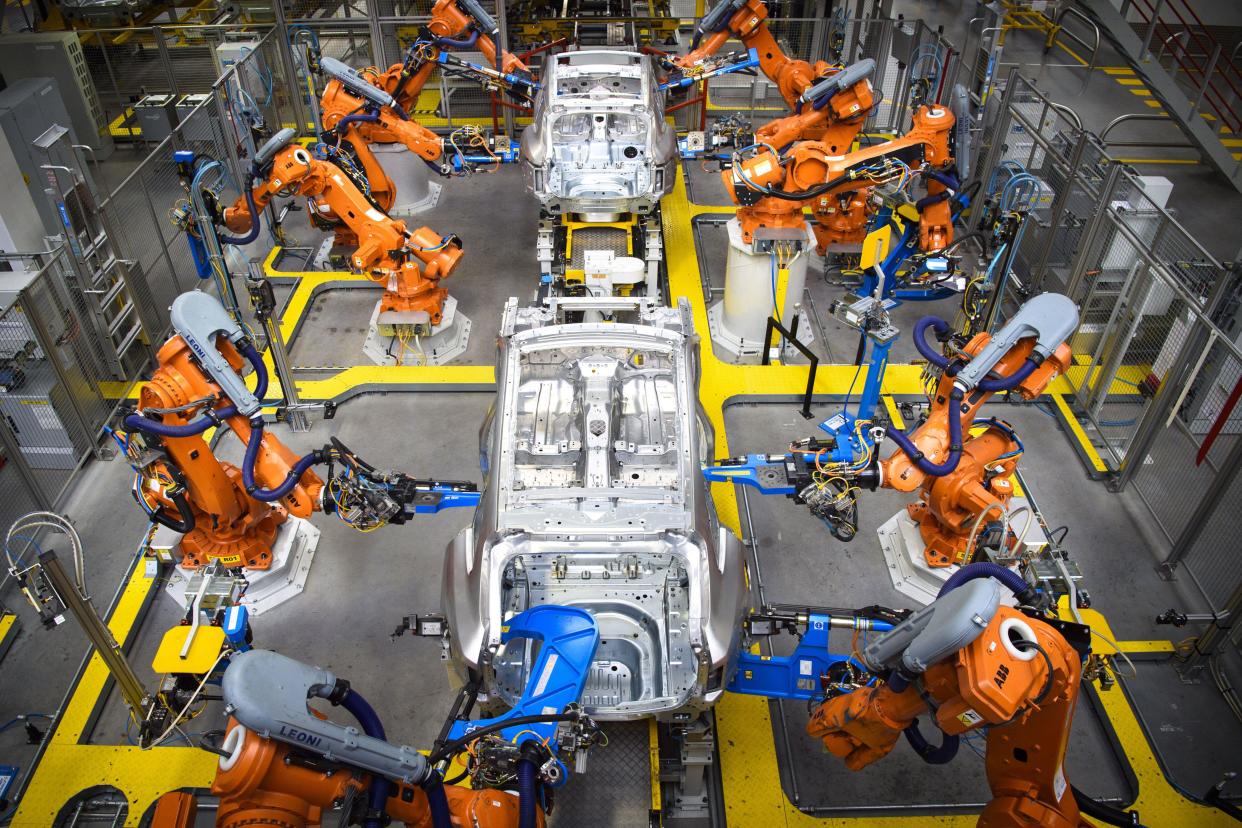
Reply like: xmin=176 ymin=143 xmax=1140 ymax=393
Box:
xmin=1078 ymin=0 xmax=1242 ymax=191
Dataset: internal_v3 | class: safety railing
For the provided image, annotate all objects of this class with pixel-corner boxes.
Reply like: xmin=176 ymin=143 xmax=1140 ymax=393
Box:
xmin=0 ymin=246 xmax=114 ymax=525
xmin=1052 ymin=5 xmax=1102 ymax=89
xmin=1131 ymin=0 xmax=1242 ymax=133
xmin=1099 ymin=113 xmax=1195 ymax=149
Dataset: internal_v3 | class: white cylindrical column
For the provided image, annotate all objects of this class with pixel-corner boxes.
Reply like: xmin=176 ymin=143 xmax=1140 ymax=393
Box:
xmin=709 ymin=218 xmax=815 ymax=363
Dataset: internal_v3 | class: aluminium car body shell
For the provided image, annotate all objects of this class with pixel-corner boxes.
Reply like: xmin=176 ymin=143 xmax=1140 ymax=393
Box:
xmin=520 ymin=50 xmax=677 ymax=217
xmin=442 ymin=298 xmax=748 ymax=721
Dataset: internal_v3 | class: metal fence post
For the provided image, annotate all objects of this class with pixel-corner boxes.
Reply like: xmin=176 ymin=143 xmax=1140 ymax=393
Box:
xmin=967 ymin=67 xmax=1018 ymax=235
xmin=1028 ymin=131 xmax=1088 ymax=292
xmin=1189 ymin=43 xmax=1221 ymax=119
xmin=154 ymin=27 xmax=180 ymax=97
xmin=1110 ymin=316 xmax=1214 ymax=491
xmin=17 ymin=289 xmax=98 ymax=455
xmin=1139 ymin=0 xmax=1165 ymax=60
xmin=496 ymin=0 xmax=516 ymax=138
xmin=368 ymin=3 xmax=386 ymax=69
xmin=271 ymin=3 xmax=310 ymax=133
xmin=1065 ymin=163 xmax=1124 ymax=302
xmin=1161 ymin=432 xmax=1242 ymax=573
xmin=212 ymin=76 xmax=249 ymax=193
xmin=1175 ymin=580 xmax=1242 ymax=674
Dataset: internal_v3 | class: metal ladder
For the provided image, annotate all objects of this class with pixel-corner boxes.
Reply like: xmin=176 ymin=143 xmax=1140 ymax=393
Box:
xmin=33 ymin=124 xmax=156 ymax=379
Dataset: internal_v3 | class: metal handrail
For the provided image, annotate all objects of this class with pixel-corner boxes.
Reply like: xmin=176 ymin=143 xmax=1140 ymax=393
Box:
xmin=1053 ymin=6 xmax=1101 ymax=83
xmin=1099 ymin=112 xmax=1194 ymax=148
xmin=1048 ymin=101 xmax=1083 ymax=131
xmin=1129 ymin=0 xmax=1242 ymax=128
xmin=1156 ymin=30 xmax=1190 ymax=63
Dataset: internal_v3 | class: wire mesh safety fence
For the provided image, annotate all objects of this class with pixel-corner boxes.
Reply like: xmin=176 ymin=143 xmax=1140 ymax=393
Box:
xmin=0 ymin=249 xmax=114 ymax=528
xmin=964 ymin=65 xmax=1242 ymax=619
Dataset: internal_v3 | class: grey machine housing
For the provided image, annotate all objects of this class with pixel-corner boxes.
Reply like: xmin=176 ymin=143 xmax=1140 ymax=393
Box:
xmin=953 ymin=293 xmax=1080 ymax=392
xmin=862 ymin=577 xmax=1005 ymax=677
xmin=441 ymin=296 xmax=750 ymax=721
xmin=520 ymin=50 xmax=677 ymax=218
xmin=221 ymin=649 xmax=431 ymax=784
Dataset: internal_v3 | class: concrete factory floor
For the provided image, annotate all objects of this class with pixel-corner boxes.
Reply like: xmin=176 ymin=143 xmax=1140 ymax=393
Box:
xmin=3 ymin=0 xmax=1242 ymax=825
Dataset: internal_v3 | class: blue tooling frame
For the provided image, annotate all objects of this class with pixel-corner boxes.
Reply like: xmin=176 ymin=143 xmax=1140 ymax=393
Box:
xmin=413 ymin=486 xmax=482 ymax=513
xmin=447 ymin=605 xmax=599 ymax=747
xmin=660 ymin=47 xmax=760 ymax=91
xmin=729 ymin=612 xmax=894 ymax=701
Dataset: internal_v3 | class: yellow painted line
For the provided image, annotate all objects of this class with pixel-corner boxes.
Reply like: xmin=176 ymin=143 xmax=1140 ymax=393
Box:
xmin=883 ymin=395 xmax=905 ymax=429
xmin=1129 ymin=88 xmax=1154 ymax=97
xmin=648 ymin=718 xmax=662 ymax=812
xmin=1201 ymin=112 xmax=1216 ymax=121
xmin=1116 ymin=78 xmax=1146 ymax=86
xmin=1051 ymin=392 xmax=1108 ymax=474
xmin=1103 ymin=67 xmax=1136 ymax=75
xmin=1050 ymin=38 xmax=1088 ymax=67
xmin=1221 ymin=138 xmax=1242 ymax=147
xmin=1116 ymin=157 xmax=1202 ymax=165
xmin=14 ymin=561 xmax=217 ymax=826
xmin=0 ymin=612 xmax=15 ymax=642
xmin=1144 ymin=100 xmax=1165 ymax=109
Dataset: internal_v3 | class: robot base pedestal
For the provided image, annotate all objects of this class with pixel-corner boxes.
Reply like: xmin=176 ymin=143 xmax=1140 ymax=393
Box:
xmin=706 ymin=219 xmax=815 ymax=365
xmin=362 ymin=295 xmax=471 ymax=366
xmin=878 ymin=502 xmax=1035 ymax=607
xmin=877 ymin=509 xmax=958 ymax=607
xmin=371 ymin=143 xmax=443 ymax=218
xmin=165 ymin=516 xmax=320 ymax=616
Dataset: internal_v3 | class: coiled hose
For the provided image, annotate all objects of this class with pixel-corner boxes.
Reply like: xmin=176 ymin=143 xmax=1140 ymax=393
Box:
xmin=240 ymin=422 xmax=321 ymax=503
xmin=335 ymin=111 xmax=381 ymax=131
xmin=912 ymin=315 xmax=953 ymax=371
xmin=437 ymin=29 xmax=479 ymax=49
xmin=903 ymin=718 xmax=960 ymax=764
xmin=423 ymin=777 xmax=454 ymax=828
xmin=884 ymin=387 xmax=965 ymax=477
xmin=938 ymin=561 xmax=1035 ymax=604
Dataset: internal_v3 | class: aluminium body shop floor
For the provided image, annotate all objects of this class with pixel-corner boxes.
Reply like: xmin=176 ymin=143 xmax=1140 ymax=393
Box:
xmin=4 ymin=2 xmax=1242 ymax=825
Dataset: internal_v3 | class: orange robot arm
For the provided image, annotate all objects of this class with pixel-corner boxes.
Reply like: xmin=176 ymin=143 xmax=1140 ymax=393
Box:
xmin=217 ymin=134 xmax=462 ymax=323
xmin=678 ymin=0 xmax=827 ymax=107
xmin=723 ymin=104 xmax=957 ymax=251
xmin=202 ymin=719 xmax=537 ymax=828
xmin=807 ymin=575 xmax=1093 ymax=828
xmin=879 ymin=294 xmax=1077 ymax=495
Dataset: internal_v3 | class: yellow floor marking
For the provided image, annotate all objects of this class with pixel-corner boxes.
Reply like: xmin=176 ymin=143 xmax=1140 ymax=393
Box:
xmin=1116 ymin=78 xmax=1146 ymax=86
xmin=1052 ymin=392 xmax=1108 ymax=473
xmin=1129 ymin=88 xmax=1154 ymax=97
xmin=1049 ymin=38 xmax=1088 ymax=67
xmin=883 ymin=395 xmax=905 ymax=429
xmin=1144 ymin=100 xmax=1165 ymax=109
xmin=1116 ymin=157 xmax=1202 ymax=165
xmin=1103 ymin=67 xmax=1136 ymax=74
xmin=1221 ymin=138 xmax=1242 ymax=147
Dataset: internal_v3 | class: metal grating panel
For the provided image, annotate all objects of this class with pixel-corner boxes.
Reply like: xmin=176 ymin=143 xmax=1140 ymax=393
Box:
xmin=550 ymin=720 xmax=651 ymax=826
xmin=569 ymin=227 xmax=629 ymax=270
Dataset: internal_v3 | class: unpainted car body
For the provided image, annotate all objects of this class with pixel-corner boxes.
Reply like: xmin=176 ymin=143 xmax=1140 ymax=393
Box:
xmin=442 ymin=298 xmax=749 ymax=720
xmin=520 ymin=50 xmax=677 ymax=217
